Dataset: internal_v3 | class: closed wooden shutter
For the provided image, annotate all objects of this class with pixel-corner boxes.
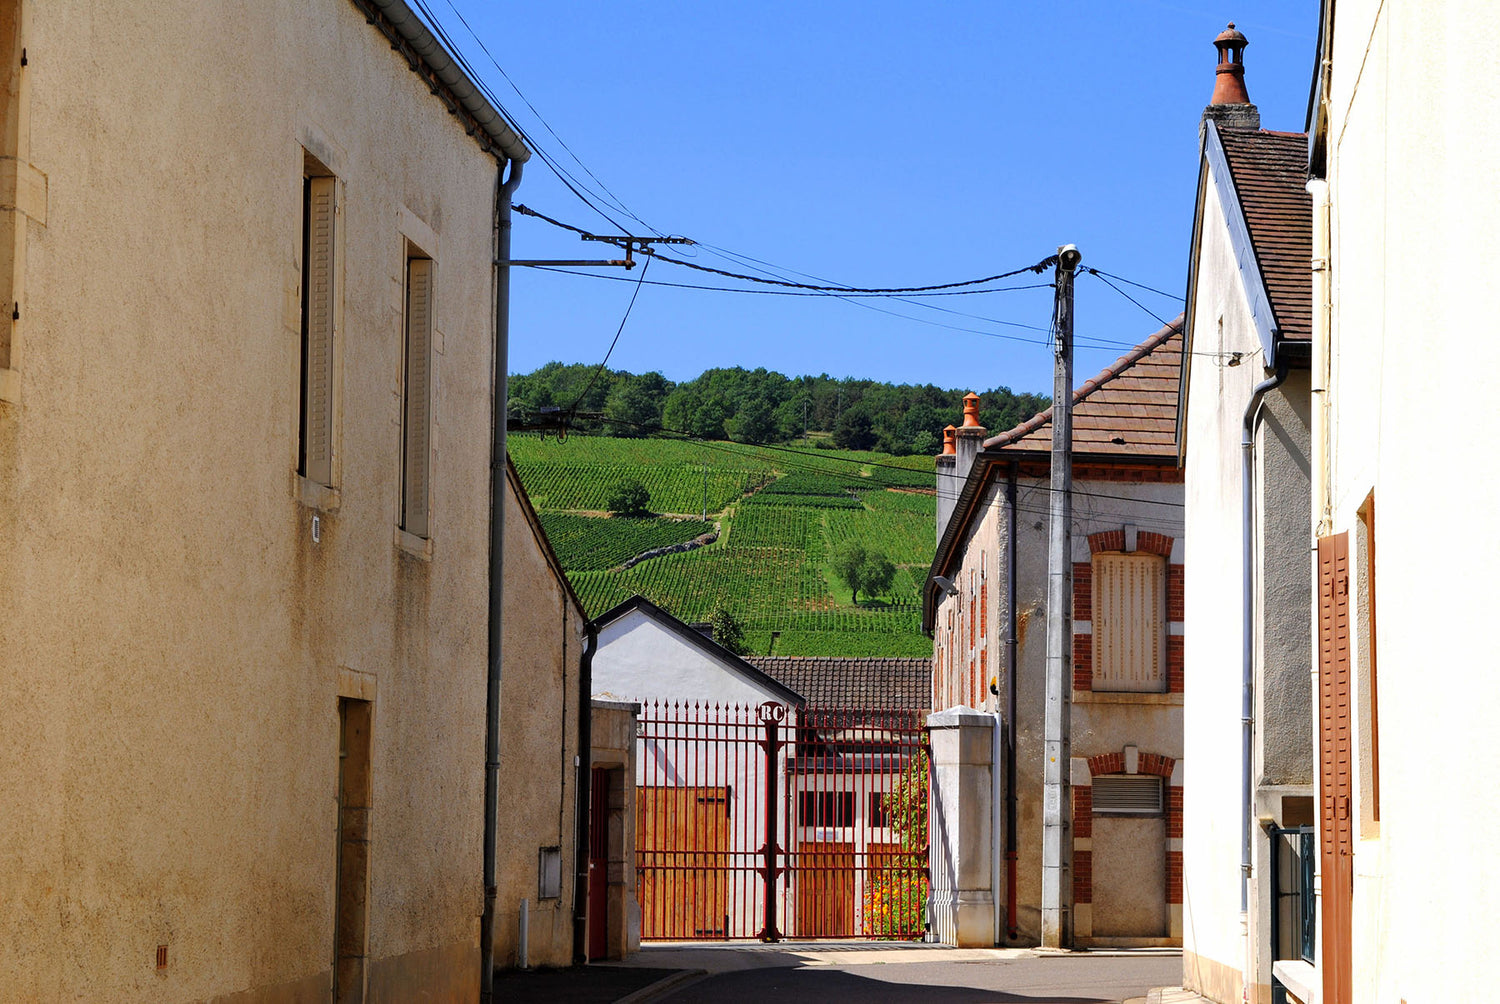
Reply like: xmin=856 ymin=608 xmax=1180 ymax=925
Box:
xmin=1092 ymin=553 xmax=1166 ymax=692
xmin=1317 ymin=533 xmax=1353 ymax=1003
xmin=402 ymin=257 xmax=434 ymax=538
xmin=301 ymin=176 xmax=336 ymax=485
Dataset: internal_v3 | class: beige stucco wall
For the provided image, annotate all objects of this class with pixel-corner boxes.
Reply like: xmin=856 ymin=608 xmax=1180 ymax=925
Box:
xmin=933 ymin=468 xmax=1184 ymax=945
xmin=495 ymin=470 xmax=585 ymax=970
xmin=1181 ymin=162 xmax=1314 ymax=1004
xmin=0 ymin=2 xmax=557 ymax=1000
xmin=1317 ymin=3 xmax=1500 ymax=999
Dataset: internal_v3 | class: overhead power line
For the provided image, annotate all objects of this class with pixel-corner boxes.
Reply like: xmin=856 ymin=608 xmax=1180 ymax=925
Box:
xmin=516 ymin=205 xmax=1059 ymax=294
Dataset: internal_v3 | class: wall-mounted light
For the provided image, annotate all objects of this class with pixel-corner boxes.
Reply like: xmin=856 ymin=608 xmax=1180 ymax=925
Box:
xmin=931 ymin=574 xmax=959 ymax=598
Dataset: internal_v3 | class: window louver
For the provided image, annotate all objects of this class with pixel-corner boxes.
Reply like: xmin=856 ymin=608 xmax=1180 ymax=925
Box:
xmin=1091 ymin=774 xmax=1163 ymax=814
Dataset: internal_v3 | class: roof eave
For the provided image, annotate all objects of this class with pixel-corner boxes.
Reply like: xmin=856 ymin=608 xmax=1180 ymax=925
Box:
xmin=1204 ymin=120 xmax=1280 ymax=366
xmin=354 ymin=0 xmax=532 ymax=164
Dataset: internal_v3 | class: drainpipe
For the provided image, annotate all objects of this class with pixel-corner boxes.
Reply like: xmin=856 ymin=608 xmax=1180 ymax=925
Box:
xmin=481 ymin=156 xmax=524 ymax=1003
xmin=1241 ymin=360 xmax=1288 ymax=915
xmin=572 ymin=622 xmax=599 ymax=964
xmin=1307 ymin=178 xmax=1331 ymax=539
xmin=1004 ymin=467 xmax=1019 ymax=940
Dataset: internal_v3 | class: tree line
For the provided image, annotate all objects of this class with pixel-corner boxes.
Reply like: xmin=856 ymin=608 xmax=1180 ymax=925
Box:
xmin=509 ymin=361 xmax=1050 ymax=456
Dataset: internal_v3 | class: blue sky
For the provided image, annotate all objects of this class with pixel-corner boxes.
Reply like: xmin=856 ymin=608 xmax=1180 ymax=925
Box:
xmin=413 ymin=1 xmax=1317 ymax=397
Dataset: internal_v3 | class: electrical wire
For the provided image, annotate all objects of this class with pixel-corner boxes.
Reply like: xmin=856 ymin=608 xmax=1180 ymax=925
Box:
xmin=1086 ymin=268 xmax=1184 ymax=302
xmin=1086 ymin=268 xmax=1175 ymax=329
xmin=565 ymin=256 xmax=652 ymax=414
xmin=516 ymin=204 xmax=1059 ymax=294
xmin=528 ymin=266 xmax=1054 ymax=298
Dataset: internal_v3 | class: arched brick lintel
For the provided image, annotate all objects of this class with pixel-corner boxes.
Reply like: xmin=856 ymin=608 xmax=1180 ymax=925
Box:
xmin=1085 ymin=751 xmax=1176 ymax=779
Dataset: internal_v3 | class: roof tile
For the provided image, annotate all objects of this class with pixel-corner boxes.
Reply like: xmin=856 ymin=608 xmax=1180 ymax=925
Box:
xmin=1216 ymin=128 xmax=1313 ymax=342
xmin=982 ymin=317 xmax=1185 ymax=457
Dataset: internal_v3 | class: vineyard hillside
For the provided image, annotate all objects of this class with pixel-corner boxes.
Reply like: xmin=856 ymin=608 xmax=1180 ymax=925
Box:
xmin=510 ymin=435 xmax=938 ymax=658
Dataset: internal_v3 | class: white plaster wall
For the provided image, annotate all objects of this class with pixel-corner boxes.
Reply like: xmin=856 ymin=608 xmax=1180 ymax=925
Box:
xmin=1322 ymin=3 xmax=1500 ymax=999
xmin=0 ymin=2 xmax=513 ymax=1000
xmin=1181 ymin=176 xmax=1269 ymax=1003
xmin=593 ymin=609 xmax=790 ymax=707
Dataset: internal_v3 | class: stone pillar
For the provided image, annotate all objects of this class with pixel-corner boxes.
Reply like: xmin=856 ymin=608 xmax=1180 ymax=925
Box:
xmin=926 ymin=707 xmax=998 ymax=946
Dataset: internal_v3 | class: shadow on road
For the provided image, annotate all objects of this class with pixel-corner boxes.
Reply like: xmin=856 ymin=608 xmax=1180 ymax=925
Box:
xmin=668 ymin=967 xmax=1118 ymax=1004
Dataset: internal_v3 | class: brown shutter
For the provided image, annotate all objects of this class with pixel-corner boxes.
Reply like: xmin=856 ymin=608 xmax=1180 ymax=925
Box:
xmin=1093 ymin=553 xmax=1166 ymax=692
xmin=302 ymin=176 xmax=336 ymax=485
xmin=1317 ymin=533 xmax=1353 ymax=1003
xmin=402 ymin=258 xmax=434 ymax=538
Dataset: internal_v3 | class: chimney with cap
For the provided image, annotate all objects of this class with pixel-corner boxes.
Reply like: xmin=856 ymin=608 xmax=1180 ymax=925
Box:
xmin=954 ymin=393 xmax=987 ymax=482
xmin=936 ymin=425 xmax=957 ymax=543
xmin=1202 ymin=23 xmax=1260 ymax=131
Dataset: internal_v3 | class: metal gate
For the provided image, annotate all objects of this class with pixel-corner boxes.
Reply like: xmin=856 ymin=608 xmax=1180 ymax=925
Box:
xmin=635 ymin=700 xmax=929 ymax=941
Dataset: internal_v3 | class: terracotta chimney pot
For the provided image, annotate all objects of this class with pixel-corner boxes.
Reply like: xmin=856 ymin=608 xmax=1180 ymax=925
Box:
xmin=941 ymin=425 xmax=957 ymax=456
xmin=961 ymin=393 xmax=983 ymax=429
xmin=1210 ymin=22 xmax=1251 ymax=105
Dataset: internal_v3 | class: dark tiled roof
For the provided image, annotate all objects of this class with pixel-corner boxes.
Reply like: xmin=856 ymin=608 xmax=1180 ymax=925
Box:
xmin=744 ymin=657 xmax=931 ymax=713
xmin=982 ymin=317 xmax=1184 ymax=458
xmin=1216 ymin=128 xmax=1313 ymax=342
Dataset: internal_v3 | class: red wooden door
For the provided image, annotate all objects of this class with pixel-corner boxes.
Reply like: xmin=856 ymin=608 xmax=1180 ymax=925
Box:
xmin=587 ymin=767 xmax=609 ymax=960
xmin=1317 ymin=534 xmax=1353 ymax=1003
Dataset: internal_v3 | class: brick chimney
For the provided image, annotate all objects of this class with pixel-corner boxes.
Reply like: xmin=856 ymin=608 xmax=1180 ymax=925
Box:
xmin=1202 ymin=23 xmax=1259 ymax=131
xmin=936 ymin=425 xmax=957 ymax=543
xmin=953 ymin=392 xmax=987 ymax=481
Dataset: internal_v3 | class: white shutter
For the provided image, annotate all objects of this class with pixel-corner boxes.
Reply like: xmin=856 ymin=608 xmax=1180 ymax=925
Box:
xmin=402 ymin=257 xmax=434 ymax=537
xmin=1091 ymin=775 xmax=1163 ymax=814
xmin=1092 ymin=552 xmax=1166 ymax=692
xmin=302 ymin=176 xmax=337 ymax=485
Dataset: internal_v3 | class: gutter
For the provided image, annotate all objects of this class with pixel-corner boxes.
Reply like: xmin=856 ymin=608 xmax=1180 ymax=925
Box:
xmin=359 ymin=0 xmax=530 ymax=164
xmin=572 ymin=623 xmax=600 ymax=963
xmin=481 ymin=156 xmax=524 ymax=1003
xmin=1240 ymin=359 xmax=1289 ymax=914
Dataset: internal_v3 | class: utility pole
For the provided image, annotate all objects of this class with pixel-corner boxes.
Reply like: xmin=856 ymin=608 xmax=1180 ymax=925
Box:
xmin=1042 ymin=244 xmax=1081 ymax=949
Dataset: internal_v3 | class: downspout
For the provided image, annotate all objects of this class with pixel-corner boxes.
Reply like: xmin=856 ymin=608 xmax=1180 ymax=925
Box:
xmin=572 ymin=623 xmax=599 ymax=963
xmin=1241 ymin=359 xmax=1288 ymax=915
xmin=1004 ymin=466 xmax=1019 ymax=940
xmin=1307 ymin=178 xmax=1332 ymax=538
xmin=481 ymin=156 xmax=524 ymax=1003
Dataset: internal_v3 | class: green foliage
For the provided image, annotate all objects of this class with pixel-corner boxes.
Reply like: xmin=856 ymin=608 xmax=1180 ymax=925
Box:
xmin=509 ymin=361 xmax=1049 ymax=446
xmin=538 ymin=513 xmax=712 ymax=572
xmin=710 ymin=606 xmax=747 ymax=655
xmin=830 ymin=541 xmax=896 ymax=605
xmin=833 ymin=408 xmax=876 ymax=451
xmin=606 ymin=479 xmax=652 ymax=516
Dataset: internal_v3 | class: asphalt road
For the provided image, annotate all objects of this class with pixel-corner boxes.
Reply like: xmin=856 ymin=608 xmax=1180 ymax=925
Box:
xmin=628 ymin=944 xmax=1180 ymax=1004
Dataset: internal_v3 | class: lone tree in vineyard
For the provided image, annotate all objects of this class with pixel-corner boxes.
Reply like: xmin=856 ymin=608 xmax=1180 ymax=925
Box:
xmin=830 ymin=541 xmax=896 ymax=605
xmin=606 ymin=479 xmax=651 ymax=516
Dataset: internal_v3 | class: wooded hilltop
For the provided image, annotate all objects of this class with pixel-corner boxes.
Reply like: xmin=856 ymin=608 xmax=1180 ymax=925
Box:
xmin=510 ymin=361 xmax=1050 ymax=456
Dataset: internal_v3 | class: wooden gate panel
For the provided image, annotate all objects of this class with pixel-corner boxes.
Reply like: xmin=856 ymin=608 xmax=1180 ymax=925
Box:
xmin=636 ymin=786 xmax=730 ymax=939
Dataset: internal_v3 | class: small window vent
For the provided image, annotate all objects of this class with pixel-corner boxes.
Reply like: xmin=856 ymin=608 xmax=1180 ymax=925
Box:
xmin=1092 ymin=775 xmax=1163 ymax=814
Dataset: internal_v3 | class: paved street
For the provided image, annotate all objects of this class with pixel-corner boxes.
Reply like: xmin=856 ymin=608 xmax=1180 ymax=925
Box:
xmin=609 ymin=943 xmax=1181 ymax=1004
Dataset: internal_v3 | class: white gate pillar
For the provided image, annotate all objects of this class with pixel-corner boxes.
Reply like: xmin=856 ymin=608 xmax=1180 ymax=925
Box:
xmin=926 ymin=708 xmax=997 ymax=946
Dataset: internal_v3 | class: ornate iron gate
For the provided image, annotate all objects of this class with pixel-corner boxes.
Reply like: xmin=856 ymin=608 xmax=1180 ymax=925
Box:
xmin=636 ymin=700 xmax=929 ymax=941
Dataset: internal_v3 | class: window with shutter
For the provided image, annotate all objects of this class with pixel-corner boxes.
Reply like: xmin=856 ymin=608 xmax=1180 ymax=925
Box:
xmin=1091 ymin=552 xmax=1166 ymax=692
xmin=401 ymin=256 xmax=434 ymax=538
xmin=300 ymin=173 xmax=338 ymax=486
